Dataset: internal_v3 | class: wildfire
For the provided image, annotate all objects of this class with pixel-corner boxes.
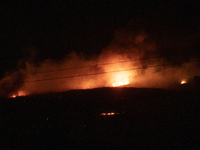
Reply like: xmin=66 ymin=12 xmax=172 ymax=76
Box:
xmin=181 ymin=80 xmax=187 ymax=85
xmin=11 ymin=95 xmax=17 ymax=98
xmin=112 ymin=72 xmax=130 ymax=87
xmin=100 ymin=112 xmax=120 ymax=116
xmin=18 ymin=91 xmax=26 ymax=96
xmin=10 ymin=91 xmax=26 ymax=98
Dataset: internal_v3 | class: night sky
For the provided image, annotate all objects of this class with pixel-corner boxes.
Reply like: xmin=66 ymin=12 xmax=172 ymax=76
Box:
xmin=1 ymin=0 xmax=200 ymax=78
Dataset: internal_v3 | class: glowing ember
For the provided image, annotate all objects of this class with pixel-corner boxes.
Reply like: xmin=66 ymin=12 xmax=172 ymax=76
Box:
xmin=112 ymin=72 xmax=130 ymax=87
xmin=11 ymin=95 xmax=17 ymax=98
xmin=181 ymin=80 xmax=187 ymax=84
xmin=100 ymin=112 xmax=120 ymax=116
xmin=101 ymin=113 xmax=107 ymax=115
xmin=10 ymin=91 xmax=26 ymax=98
xmin=110 ymin=112 xmax=115 ymax=115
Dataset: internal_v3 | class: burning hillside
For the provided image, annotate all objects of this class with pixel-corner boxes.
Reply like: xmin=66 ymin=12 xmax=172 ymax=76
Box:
xmin=0 ymin=28 xmax=200 ymax=98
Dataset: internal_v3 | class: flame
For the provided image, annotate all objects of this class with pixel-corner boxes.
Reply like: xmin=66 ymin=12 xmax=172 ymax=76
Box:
xmin=2 ymin=29 xmax=200 ymax=97
xmin=11 ymin=95 xmax=17 ymax=98
xmin=10 ymin=91 xmax=26 ymax=98
xmin=100 ymin=112 xmax=120 ymax=116
xmin=112 ymin=72 xmax=130 ymax=87
xmin=181 ymin=80 xmax=187 ymax=84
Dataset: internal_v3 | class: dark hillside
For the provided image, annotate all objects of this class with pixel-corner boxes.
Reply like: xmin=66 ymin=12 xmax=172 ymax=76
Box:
xmin=0 ymin=88 xmax=200 ymax=149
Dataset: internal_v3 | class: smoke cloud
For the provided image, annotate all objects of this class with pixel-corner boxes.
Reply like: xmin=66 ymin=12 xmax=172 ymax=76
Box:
xmin=0 ymin=27 xmax=200 ymax=98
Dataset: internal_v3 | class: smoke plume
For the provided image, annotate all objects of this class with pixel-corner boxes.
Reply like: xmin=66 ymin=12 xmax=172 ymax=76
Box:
xmin=0 ymin=27 xmax=200 ymax=98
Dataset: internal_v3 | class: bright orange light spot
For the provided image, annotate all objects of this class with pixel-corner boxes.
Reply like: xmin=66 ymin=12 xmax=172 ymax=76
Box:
xmin=100 ymin=112 xmax=120 ymax=116
xmin=181 ymin=80 xmax=187 ymax=84
xmin=11 ymin=95 xmax=17 ymax=98
xmin=112 ymin=72 xmax=130 ymax=87
xmin=10 ymin=91 xmax=26 ymax=98
xmin=101 ymin=113 xmax=106 ymax=115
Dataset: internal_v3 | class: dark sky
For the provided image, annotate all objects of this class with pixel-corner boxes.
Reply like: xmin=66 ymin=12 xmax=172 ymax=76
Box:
xmin=1 ymin=0 xmax=200 ymax=78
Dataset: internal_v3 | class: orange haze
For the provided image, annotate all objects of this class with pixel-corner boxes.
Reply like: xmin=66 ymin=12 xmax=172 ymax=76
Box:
xmin=0 ymin=29 xmax=200 ymax=98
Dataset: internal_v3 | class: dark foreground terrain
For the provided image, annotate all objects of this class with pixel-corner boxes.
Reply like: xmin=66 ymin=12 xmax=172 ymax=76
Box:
xmin=0 ymin=87 xmax=200 ymax=149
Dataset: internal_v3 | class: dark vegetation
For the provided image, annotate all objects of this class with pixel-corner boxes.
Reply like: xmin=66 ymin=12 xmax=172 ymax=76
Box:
xmin=0 ymin=87 xmax=200 ymax=149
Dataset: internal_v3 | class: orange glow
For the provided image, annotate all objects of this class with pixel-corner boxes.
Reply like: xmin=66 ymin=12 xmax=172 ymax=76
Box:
xmin=2 ymin=29 xmax=200 ymax=97
xmin=101 ymin=113 xmax=107 ymax=115
xmin=181 ymin=80 xmax=187 ymax=84
xmin=10 ymin=91 xmax=26 ymax=98
xmin=18 ymin=91 xmax=26 ymax=97
xmin=112 ymin=72 xmax=130 ymax=87
xmin=100 ymin=112 xmax=120 ymax=116
xmin=110 ymin=112 xmax=115 ymax=115
xmin=11 ymin=95 xmax=17 ymax=98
